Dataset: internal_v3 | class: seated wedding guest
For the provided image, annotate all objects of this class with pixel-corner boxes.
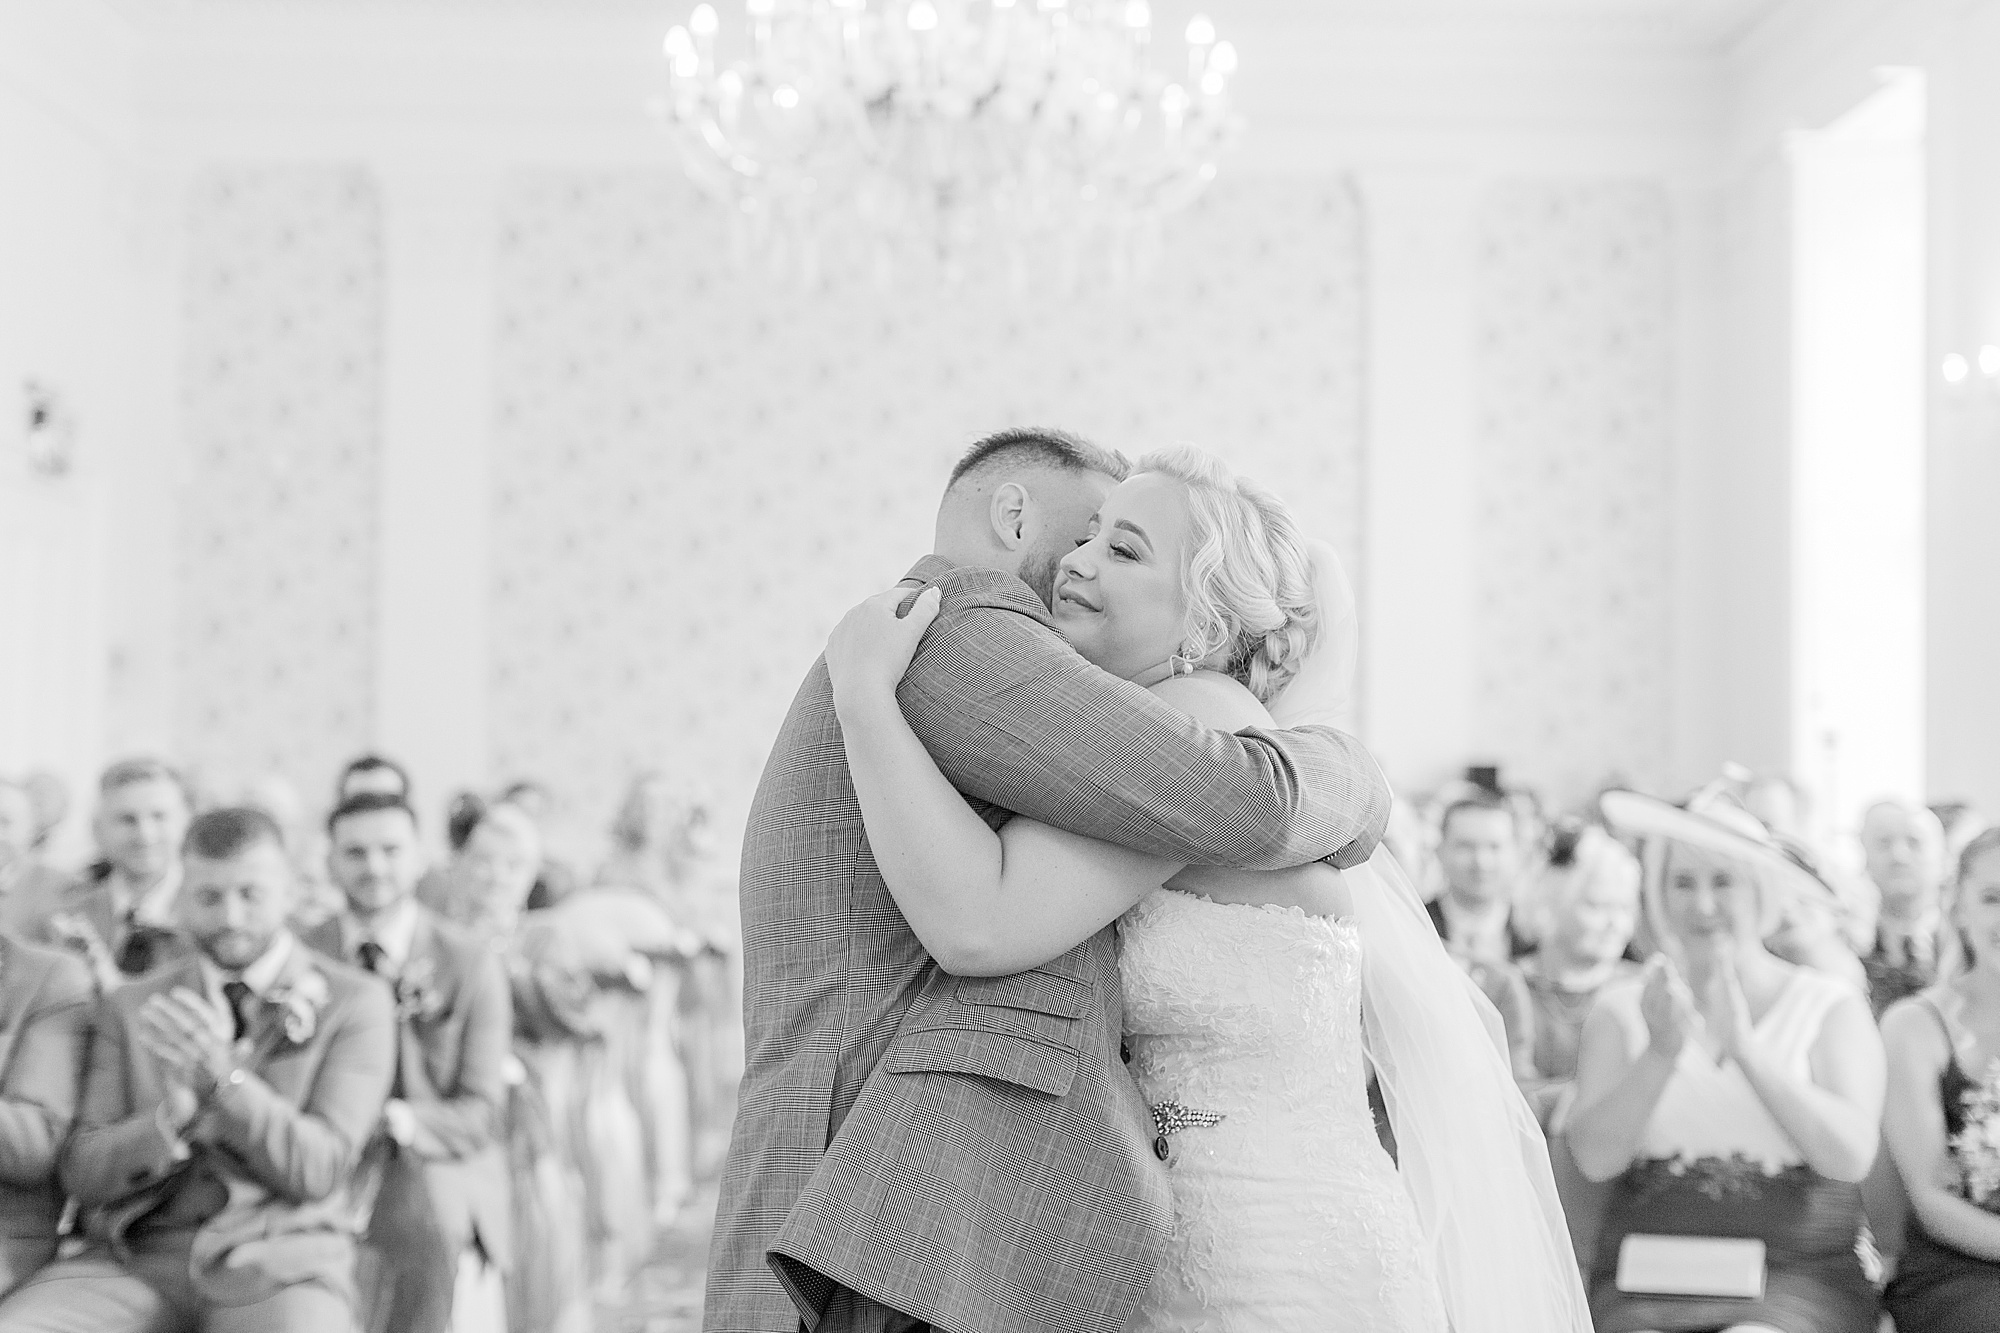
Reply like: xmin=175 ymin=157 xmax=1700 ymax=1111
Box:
xmin=1568 ymin=790 xmax=1885 ymax=1333
xmin=0 ymin=807 xmax=396 ymax=1333
xmin=239 ymin=774 xmax=340 ymax=932
xmin=0 ymin=925 xmax=92 ymax=1296
xmin=600 ymin=776 xmax=742 ymax=1176
xmin=496 ymin=782 xmax=579 ymax=913
xmin=0 ymin=781 xmax=69 ymax=934
xmin=303 ymin=794 xmax=511 ymax=1333
xmin=17 ymin=759 xmax=194 ymax=991
xmin=337 ymin=755 xmax=412 ymax=805
xmin=1860 ymin=797 xmax=1948 ymax=1019
xmin=20 ymin=775 xmax=68 ymax=864
xmin=1519 ymin=824 xmax=1642 ymax=1129
xmin=1427 ymin=795 xmax=1531 ymax=961
xmin=1746 ymin=772 xmax=1811 ymax=846
xmin=1880 ymin=826 xmax=2000 ymax=1329
xmin=1650 ymin=780 xmax=1866 ymax=990
xmin=445 ymin=802 xmax=601 ymax=1330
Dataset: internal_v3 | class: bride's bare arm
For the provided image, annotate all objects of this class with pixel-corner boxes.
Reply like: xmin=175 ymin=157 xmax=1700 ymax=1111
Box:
xmin=829 ymin=589 xmax=1345 ymax=976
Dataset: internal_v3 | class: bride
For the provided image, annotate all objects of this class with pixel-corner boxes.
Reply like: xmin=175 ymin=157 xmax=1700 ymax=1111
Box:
xmin=823 ymin=446 xmax=1589 ymax=1332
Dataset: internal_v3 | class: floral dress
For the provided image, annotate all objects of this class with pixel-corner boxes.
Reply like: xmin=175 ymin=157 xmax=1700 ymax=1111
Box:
xmin=1883 ymin=995 xmax=2000 ymax=1333
xmin=1586 ymin=969 xmax=1878 ymax=1333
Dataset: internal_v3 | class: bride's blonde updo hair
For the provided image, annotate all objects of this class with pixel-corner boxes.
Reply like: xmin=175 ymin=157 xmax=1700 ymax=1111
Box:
xmin=1137 ymin=446 xmax=1320 ymax=705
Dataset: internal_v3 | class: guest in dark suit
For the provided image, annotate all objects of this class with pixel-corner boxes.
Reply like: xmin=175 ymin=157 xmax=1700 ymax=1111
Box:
xmin=0 ymin=807 xmax=396 ymax=1333
xmin=1858 ymin=798 xmax=1946 ymax=1019
xmin=1425 ymin=795 xmax=1532 ymax=961
xmin=8 ymin=760 xmax=196 ymax=991
xmin=0 ymin=932 xmax=93 ymax=1296
xmin=303 ymin=793 xmax=512 ymax=1333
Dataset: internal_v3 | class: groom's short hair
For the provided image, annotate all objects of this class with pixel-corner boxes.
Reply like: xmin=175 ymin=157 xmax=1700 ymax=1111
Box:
xmin=947 ymin=427 xmax=1129 ymax=490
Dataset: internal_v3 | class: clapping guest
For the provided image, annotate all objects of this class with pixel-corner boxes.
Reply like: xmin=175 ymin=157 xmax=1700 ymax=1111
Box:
xmin=18 ymin=759 xmax=194 ymax=991
xmin=1519 ymin=825 xmax=1642 ymax=1129
xmin=1568 ymin=791 xmax=1885 ymax=1333
xmin=303 ymin=794 xmax=512 ymax=1333
xmin=1860 ymin=798 xmax=1948 ymax=1019
xmin=1880 ymin=828 xmax=2000 ymax=1330
xmin=0 ymin=808 xmax=396 ymax=1333
xmin=0 ymin=926 xmax=92 ymax=1296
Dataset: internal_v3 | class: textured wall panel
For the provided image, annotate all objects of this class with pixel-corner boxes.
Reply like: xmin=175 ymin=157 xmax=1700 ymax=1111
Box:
xmin=1473 ymin=180 xmax=1674 ymax=800
xmin=177 ymin=166 xmax=382 ymax=797
xmin=488 ymin=172 xmax=1366 ymax=834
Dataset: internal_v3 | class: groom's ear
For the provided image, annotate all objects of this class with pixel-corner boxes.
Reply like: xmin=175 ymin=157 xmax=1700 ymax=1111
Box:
xmin=988 ymin=482 xmax=1030 ymax=551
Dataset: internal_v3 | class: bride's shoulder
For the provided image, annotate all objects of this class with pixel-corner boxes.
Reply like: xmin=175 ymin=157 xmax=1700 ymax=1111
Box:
xmin=1148 ymin=671 xmax=1273 ymax=731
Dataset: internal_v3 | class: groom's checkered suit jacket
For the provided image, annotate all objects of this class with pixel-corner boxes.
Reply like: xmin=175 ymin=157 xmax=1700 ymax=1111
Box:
xmin=704 ymin=556 xmax=1391 ymax=1333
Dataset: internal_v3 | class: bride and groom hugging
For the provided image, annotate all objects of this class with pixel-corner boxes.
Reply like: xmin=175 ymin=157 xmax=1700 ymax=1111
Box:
xmin=705 ymin=428 xmax=1590 ymax=1333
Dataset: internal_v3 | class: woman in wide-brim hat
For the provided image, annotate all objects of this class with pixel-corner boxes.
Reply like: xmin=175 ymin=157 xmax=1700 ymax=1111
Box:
xmin=1565 ymin=790 xmax=1886 ymax=1333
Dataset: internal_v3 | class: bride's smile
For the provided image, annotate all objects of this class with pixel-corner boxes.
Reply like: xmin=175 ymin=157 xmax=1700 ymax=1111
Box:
xmin=1050 ymin=472 xmax=1192 ymax=682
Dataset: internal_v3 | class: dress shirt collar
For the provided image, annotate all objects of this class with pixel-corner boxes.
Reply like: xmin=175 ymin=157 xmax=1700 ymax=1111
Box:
xmin=199 ymin=930 xmax=295 ymax=1002
xmin=345 ymin=897 xmax=421 ymax=973
xmin=1440 ymin=892 xmax=1513 ymax=961
xmin=1877 ymin=905 xmax=1942 ymax=967
xmin=112 ymin=863 xmax=182 ymax=927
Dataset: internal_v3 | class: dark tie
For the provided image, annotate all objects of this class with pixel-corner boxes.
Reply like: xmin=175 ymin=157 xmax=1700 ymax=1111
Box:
xmin=357 ymin=940 xmax=388 ymax=976
xmin=222 ymin=980 xmax=254 ymax=1042
xmin=115 ymin=910 xmax=153 ymax=976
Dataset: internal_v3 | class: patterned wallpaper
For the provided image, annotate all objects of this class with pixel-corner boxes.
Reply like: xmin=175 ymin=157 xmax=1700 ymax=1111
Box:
xmin=487 ymin=171 xmax=1367 ymax=836
xmin=151 ymin=164 xmax=1677 ymax=844
xmin=1471 ymin=180 xmax=1674 ymax=800
xmin=176 ymin=166 xmax=383 ymax=799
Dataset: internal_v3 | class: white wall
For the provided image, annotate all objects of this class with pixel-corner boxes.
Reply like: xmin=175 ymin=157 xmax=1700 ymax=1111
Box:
xmin=0 ymin=0 xmax=140 ymax=809
xmin=1721 ymin=0 xmax=2000 ymax=824
xmin=28 ymin=0 xmax=1993 ymax=854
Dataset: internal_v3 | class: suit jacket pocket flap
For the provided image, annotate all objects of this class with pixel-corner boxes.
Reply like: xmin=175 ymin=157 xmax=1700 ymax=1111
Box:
xmin=880 ymin=1027 xmax=1079 ymax=1097
xmin=952 ymin=968 xmax=1091 ymax=1019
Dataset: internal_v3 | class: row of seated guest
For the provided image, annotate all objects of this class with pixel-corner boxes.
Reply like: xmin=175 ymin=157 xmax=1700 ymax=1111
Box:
xmin=1567 ymin=790 xmax=1886 ymax=1333
xmin=437 ymin=796 xmax=703 ymax=1317
xmin=1414 ymin=780 xmax=1999 ymax=1333
xmin=0 ymin=806 xmax=400 ymax=1332
xmin=1878 ymin=826 xmax=2000 ymax=1331
xmin=0 ymin=762 xmax=558 ymax=1333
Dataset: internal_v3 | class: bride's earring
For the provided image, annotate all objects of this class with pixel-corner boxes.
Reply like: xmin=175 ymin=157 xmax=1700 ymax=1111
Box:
xmin=1169 ymin=648 xmax=1197 ymax=677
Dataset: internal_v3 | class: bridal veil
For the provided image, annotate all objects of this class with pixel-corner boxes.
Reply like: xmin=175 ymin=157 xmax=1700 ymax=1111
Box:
xmin=1269 ymin=539 xmax=1593 ymax=1333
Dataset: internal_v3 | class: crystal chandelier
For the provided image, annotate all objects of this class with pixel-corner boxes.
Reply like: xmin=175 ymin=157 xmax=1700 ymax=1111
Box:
xmin=657 ymin=0 xmax=1240 ymax=285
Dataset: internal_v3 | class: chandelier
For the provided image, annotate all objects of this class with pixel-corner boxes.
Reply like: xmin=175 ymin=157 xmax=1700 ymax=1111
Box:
xmin=657 ymin=0 xmax=1240 ymax=284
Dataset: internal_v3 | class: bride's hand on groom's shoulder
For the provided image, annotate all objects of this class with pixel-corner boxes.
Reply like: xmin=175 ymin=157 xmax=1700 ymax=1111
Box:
xmin=825 ymin=584 xmax=942 ymax=714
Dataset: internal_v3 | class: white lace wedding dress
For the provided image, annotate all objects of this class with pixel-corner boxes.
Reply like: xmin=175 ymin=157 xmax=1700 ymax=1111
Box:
xmin=1119 ymin=887 xmax=1450 ymax=1332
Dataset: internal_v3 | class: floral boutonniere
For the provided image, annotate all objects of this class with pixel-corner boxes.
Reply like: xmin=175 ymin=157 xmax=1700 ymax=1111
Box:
xmin=268 ymin=968 xmax=331 ymax=1048
xmin=393 ymin=957 xmax=448 ymax=1023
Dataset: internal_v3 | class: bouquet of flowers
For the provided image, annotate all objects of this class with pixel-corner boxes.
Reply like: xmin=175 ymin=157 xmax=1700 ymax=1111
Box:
xmin=1949 ymin=1061 xmax=2000 ymax=1210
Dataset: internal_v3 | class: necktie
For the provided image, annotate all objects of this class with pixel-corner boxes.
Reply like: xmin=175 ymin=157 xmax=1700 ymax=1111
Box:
xmin=115 ymin=910 xmax=152 ymax=976
xmin=222 ymin=979 xmax=254 ymax=1042
xmin=357 ymin=940 xmax=388 ymax=975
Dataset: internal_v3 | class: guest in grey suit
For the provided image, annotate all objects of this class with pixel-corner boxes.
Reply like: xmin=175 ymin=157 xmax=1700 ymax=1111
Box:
xmin=704 ymin=428 xmax=1394 ymax=1333
xmin=7 ymin=760 xmax=195 ymax=991
xmin=0 ymin=807 xmax=397 ymax=1333
xmin=0 ymin=934 xmax=92 ymax=1295
xmin=303 ymin=793 xmax=512 ymax=1333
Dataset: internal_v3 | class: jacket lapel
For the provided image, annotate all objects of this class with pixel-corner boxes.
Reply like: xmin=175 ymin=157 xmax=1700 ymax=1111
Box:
xmin=0 ymin=939 xmax=51 ymax=1079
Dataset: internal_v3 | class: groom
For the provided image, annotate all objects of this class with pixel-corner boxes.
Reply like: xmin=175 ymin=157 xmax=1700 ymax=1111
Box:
xmin=706 ymin=428 xmax=1393 ymax=1333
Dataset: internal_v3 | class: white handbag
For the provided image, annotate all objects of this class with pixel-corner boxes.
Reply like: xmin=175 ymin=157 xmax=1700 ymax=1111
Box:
xmin=1614 ymin=1234 xmax=1768 ymax=1300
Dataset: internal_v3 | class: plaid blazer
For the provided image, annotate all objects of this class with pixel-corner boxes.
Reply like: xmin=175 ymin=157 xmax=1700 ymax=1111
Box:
xmin=705 ymin=556 xmax=1392 ymax=1333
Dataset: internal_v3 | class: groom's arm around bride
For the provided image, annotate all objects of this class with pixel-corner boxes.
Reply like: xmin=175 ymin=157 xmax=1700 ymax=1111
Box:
xmin=706 ymin=430 xmax=1392 ymax=1333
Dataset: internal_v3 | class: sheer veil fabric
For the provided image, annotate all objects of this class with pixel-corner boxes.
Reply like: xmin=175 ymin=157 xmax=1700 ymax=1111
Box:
xmin=1269 ymin=540 xmax=1592 ymax=1333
